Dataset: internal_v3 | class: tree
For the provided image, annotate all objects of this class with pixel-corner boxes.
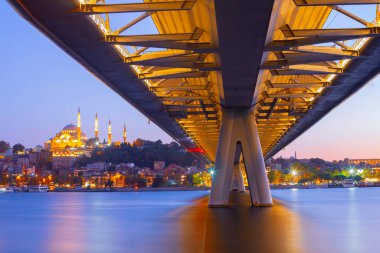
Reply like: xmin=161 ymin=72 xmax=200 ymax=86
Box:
xmin=192 ymin=171 xmax=212 ymax=187
xmin=333 ymin=174 xmax=347 ymax=182
xmin=12 ymin=143 xmax=25 ymax=154
xmin=0 ymin=141 xmax=10 ymax=153
xmin=124 ymin=175 xmax=134 ymax=187
xmin=268 ymin=169 xmax=282 ymax=184
xmin=298 ymin=178 xmax=310 ymax=185
xmin=72 ymin=140 xmax=197 ymax=169
xmin=152 ymin=175 xmax=165 ymax=187
xmin=136 ymin=177 xmax=147 ymax=188
xmin=72 ymin=176 xmax=83 ymax=186
xmin=320 ymin=173 xmax=332 ymax=183
xmin=353 ymin=175 xmax=363 ymax=182
xmin=185 ymin=174 xmax=194 ymax=185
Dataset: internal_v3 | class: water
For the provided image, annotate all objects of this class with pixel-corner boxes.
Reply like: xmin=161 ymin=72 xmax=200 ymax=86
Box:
xmin=0 ymin=188 xmax=380 ymax=253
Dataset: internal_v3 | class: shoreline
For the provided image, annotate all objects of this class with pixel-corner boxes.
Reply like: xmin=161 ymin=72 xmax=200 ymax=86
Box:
xmin=3 ymin=185 xmax=380 ymax=193
xmin=53 ymin=184 xmax=380 ymax=192
xmin=53 ymin=186 xmax=211 ymax=192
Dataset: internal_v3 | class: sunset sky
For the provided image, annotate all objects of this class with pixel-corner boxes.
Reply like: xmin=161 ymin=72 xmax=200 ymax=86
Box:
xmin=1 ymin=2 xmax=380 ymax=161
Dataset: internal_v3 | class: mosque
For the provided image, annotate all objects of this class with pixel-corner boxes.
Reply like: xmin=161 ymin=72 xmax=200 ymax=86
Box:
xmin=45 ymin=108 xmax=127 ymax=156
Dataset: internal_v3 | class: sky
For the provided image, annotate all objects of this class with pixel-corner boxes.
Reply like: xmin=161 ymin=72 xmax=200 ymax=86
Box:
xmin=1 ymin=2 xmax=380 ymax=161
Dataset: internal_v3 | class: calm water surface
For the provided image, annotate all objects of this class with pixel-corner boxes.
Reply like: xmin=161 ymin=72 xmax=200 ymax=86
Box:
xmin=0 ymin=188 xmax=380 ymax=253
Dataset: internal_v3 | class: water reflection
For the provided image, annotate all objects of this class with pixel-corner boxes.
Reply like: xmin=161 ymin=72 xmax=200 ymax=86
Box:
xmin=178 ymin=192 xmax=306 ymax=253
xmin=47 ymin=194 xmax=87 ymax=253
xmin=2 ymin=189 xmax=380 ymax=253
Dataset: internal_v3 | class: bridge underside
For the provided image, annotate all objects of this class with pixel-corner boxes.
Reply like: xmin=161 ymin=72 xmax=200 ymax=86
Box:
xmin=8 ymin=0 xmax=380 ymax=206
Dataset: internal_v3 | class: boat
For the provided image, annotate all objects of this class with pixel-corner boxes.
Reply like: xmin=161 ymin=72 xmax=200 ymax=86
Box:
xmin=4 ymin=188 xmax=15 ymax=193
xmin=29 ymin=185 xmax=49 ymax=192
xmin=342 ymin=179 xmax=355 ymax=188
xmin=0 ymin=187 xmax=6 ymax=193
xmin=11 ymin=187 xmax=21 ymax=192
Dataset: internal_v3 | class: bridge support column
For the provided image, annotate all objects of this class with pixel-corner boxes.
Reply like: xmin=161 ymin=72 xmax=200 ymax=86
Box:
xmin=230 ymin=162 xmax=245 ymax=192
xmin=209 ymin=109 xmax=273 ymax=207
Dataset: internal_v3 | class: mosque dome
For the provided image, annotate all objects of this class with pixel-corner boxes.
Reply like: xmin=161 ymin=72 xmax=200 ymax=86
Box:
xmin=34 ymin=145 xmax=44 ymax=152
xmin=63 ymin=124 xmax=77 ymax=131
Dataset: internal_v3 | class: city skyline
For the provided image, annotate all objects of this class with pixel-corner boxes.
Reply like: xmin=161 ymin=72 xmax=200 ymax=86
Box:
xmin=2 ymin=2 xmax=380 ymax=161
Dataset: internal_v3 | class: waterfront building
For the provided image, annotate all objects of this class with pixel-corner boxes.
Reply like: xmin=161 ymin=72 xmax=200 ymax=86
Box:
xmin=86 ymin=162 xmax=107 ymax=172
xmin=45 ymin=124 xmax=88 ymax=151
xmin=29 ymin=149 xmax=51 ymax=166
xmin=16 ymin=156 xmax=29 ymax=174
xmin=40 ymin=109 xmax=127 ymax=171
xmin=349 ymin=159 xmax=380 ymax=166
xmin=52 ymin=155 xmax=77 ymax=170
xmin=74 ymin=168 xmax=86 ymax=177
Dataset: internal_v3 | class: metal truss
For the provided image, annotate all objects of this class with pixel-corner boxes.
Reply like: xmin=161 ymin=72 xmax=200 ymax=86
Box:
xmin=75 ymin=0 xmax=221 ymax=158
xmin=258 ymin=1 xmax=380 ymax=154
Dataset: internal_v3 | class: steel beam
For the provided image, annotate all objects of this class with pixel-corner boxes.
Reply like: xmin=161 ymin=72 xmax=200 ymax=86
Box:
xmin=129 ymin=60 xmax=220 ymax=70
xmin=265 ymin=80 xmax=329 ymax=89
xmin=258 ymin=127 xmax=289 ymax=130
xmin=152 ymin=85 xmax=208 ymax=91
xmin=107 ymin=27 xmax=203 ymax=44
xmin=331 ymin=5 xmax=373 ymax=27
xmin=187 ymin=110 xmax=218 ymax=115
xmin=115 ymin=12 xmax=152 ymax=34
xmin=106 ymin=28 xmax=219 ymax=53
xmin=78 ymin=1 xmax=196 ymax=14
xmin=165 ymin=105 xmax=215 ymax=110
xmin=200 ymin=99 xmax=212 ymax=120
xmin=262 ymin=52 xmax=357 ymax=68
xmin=139 ymin=69 xmax=208 ymax=79
xmin=160 ymin=95 xmax=210 ymax=101
xmin=128 ymin=41 xmax=217 ymax=53
xmin=270 ymin=65 xmax=342 ymax=75
xmin=264 ymin=92 xmax=316 ymax=98
xmin=124 ymin=41 xmax=217 ymax=53
xmin=289 ymin=45 xmax=358 ymax=55
xmin=257 ymin=121 xmax=294 ymax=125
xmin=179 ymin=119 xmax=219 ymax=123
xmin=260 ymin=101 xmax=310 ymax=107
xmin=281 ymin=26 xmax=380 ymax=38
xmin=257 ymin=108 xmax=289 ymax=114
xmin=256 ymin=115 xmax=296 ymax=120
xmin=266 ymin=26 xmax=380 ymax=50
xmin=125 ymin=50 xmax=193 ymax=63
xmin=293 ymin=0 xmax=380 ymax=6
xmin=265 ymin=98 xmax=278 ymax=119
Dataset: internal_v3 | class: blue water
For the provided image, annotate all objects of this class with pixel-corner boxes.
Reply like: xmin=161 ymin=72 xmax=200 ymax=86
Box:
xmin=1 ymin=188 xmax=380 ymax=253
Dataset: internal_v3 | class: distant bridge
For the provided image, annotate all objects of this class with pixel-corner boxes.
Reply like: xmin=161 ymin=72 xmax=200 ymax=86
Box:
xmin=8 ymin=0 xmax=380 ymax=206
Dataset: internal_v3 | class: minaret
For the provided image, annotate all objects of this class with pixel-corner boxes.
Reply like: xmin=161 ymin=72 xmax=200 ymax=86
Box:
xmin=123 ymin=124 xmax=127 ymax=143
xmin=107 ymin=120 xmax=112 ymax=145
xmin=95 ymin=113 xmax=99 ymax=140
xmin=77 ymin=107 xmax=81 ymax=145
